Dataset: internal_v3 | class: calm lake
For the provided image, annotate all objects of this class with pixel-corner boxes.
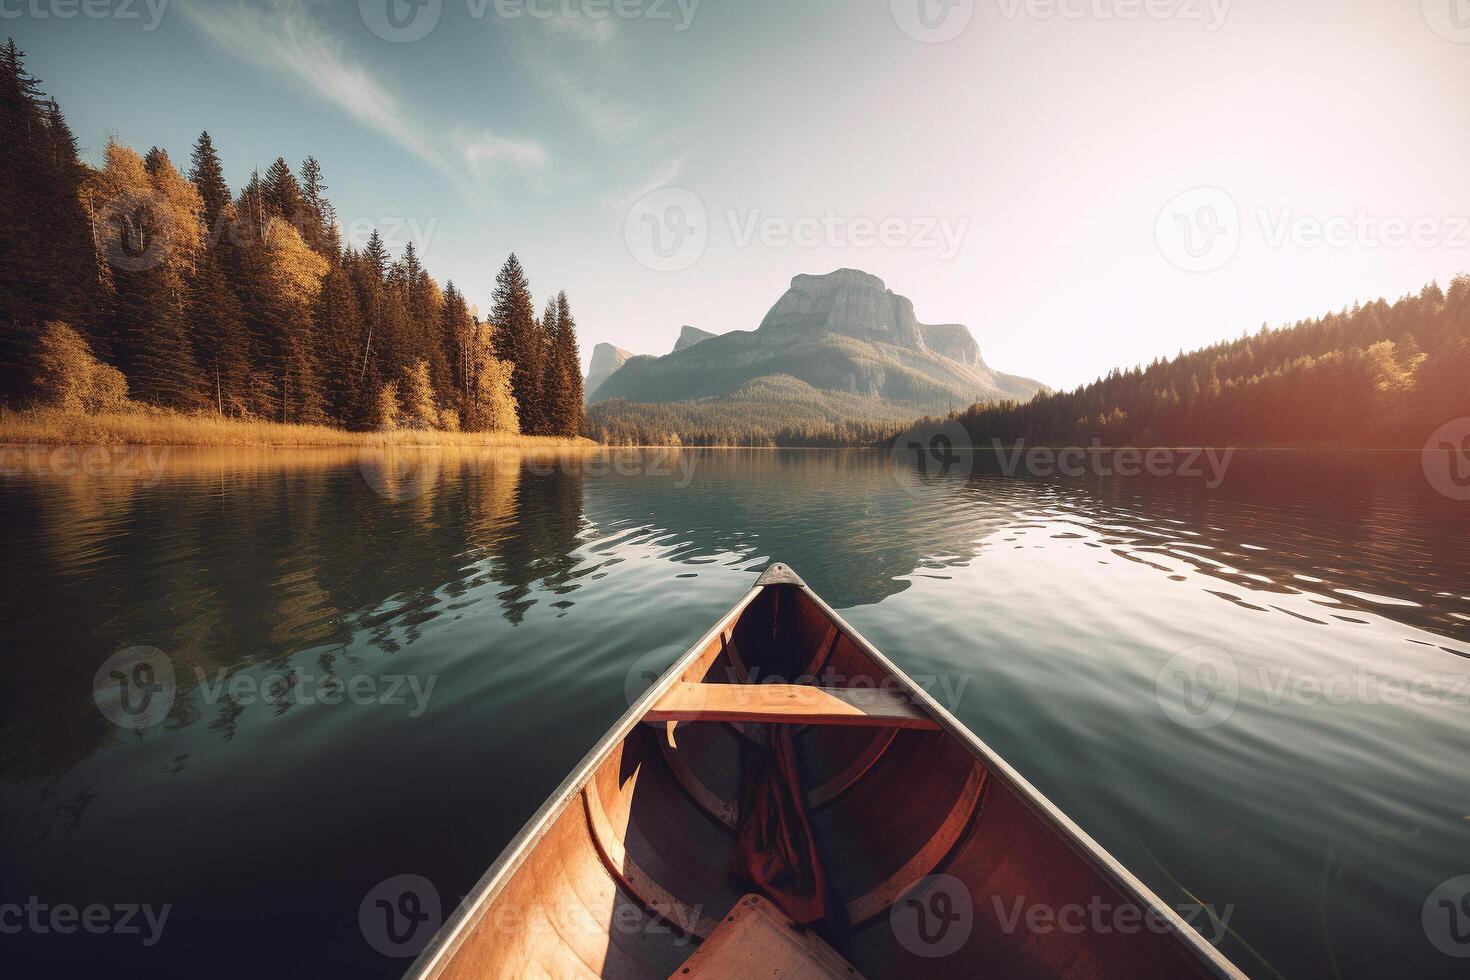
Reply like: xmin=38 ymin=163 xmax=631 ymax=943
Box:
xmin=2 ymin=447 xmax=1467 ymax=978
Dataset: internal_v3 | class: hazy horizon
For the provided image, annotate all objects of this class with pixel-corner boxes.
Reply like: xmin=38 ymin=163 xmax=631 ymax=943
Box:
xmin=12 ymin=0 xmax=1470 ymax=389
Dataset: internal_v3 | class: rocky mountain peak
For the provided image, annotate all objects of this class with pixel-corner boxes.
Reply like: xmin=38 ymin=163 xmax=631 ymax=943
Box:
xmin=673 ymin=325 xmax=715 ymax=352
xmin=756 ymin=268 xmax=927 ymax=351
xmin=585 ymin=343 xmax=634 ymax=401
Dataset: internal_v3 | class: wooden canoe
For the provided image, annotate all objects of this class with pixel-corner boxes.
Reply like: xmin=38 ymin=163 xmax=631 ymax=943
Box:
xmin=408 ymin=564 xmax=1245 ymax=979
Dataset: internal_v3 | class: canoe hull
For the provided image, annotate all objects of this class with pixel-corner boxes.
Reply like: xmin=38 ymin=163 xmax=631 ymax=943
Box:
xmin=408 ymin=566 xmax=1244 ymax=979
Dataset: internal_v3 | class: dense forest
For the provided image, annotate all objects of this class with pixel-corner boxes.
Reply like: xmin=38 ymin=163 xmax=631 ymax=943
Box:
xmin=587 ymin=374 xmax=921 ymax=447
xmin=0 ymin=40 xmax=583 ymax=437
xmin=945 ymin=278 xmax=1469 ymax=448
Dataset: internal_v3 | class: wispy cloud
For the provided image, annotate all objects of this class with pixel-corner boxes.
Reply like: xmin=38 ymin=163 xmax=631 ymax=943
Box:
xmin=457 ymin=131 xmax=550 ymax=175
xmin=177 ymin=0 xmax=548 ymax=201
xmin=512 ymin=14 xmax=685 ymax=211
xmin=541 ymin=65 xmax=651 ymax=144
xmin=512 ymin=14 xmax=654 ymax=147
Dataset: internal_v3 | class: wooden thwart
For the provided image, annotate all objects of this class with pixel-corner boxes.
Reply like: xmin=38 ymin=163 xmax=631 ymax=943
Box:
xmin=646 ymin=682 xmax=940 ymax=730
xmin=669 ymin=893 xmax=863 ymax=979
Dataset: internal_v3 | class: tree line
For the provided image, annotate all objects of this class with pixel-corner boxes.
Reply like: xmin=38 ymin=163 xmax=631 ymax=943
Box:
xmin=939 ymin=278 xmax=1469 ymax=448
xmin=586 ymin=399 xmax=907 ymax=447
xmin=0 ymin=39 xmax=583 ymax=437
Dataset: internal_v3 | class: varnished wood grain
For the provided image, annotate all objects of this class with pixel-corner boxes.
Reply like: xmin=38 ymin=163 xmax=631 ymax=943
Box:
xmin=646 ymin=682 xmax=941 ymax=730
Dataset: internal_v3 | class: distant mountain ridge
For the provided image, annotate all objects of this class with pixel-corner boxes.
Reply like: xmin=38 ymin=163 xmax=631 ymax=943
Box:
xmin=585 ymin=344 xmax=633 ymax=401
xmin=674 ymin=325 xmax=715 ymax=351
xmin=587 ymin=269 xmax=1043 ymax=437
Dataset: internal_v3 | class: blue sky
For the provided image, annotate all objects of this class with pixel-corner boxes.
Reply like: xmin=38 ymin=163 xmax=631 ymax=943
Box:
xmin=9 ymin=0 xmax=1470 ymax=387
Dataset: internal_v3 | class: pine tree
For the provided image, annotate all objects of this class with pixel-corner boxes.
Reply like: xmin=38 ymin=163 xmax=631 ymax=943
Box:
xmin=362 ymin=229 xmax=389 ymax=280
xmin=298 ymin=155 xmax=340 ymax=258
xmin=89 ymin=139 xmax=207 ymax=409
xmin=540 ymin=296 xmax=563 ymax=432
xmin=440 ymin=279 xmax=472 ymax=411
xmin=350 ymin=237 xmax=390 ymax=393
xmin=551 ymin=291 xmax=585 ymax=436
xmin=189 ymin=131 xmax=232 ymax=243
xmin=0 ymin=40 xmax=103 ymax=401
xmin=264 ymin=156 xmax=306 ymax=228
xmin=188 ymin=243 xmax=253 ymax=415
xmin=113 ymin=263 xmax=204 ymax=408
xmin=314 ymin=263 xmax=365 ymax=424
xmin=490 ymin=253 xmax=545 ymax=434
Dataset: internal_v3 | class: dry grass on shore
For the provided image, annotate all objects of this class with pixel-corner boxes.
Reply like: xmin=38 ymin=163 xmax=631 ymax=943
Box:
xmin=0 ymin=407 xmax=595 ymax=449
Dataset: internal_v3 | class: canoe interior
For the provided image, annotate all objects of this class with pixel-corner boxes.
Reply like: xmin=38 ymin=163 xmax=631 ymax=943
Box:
xmin=419 ymin=580 xmax=1226 ymax=979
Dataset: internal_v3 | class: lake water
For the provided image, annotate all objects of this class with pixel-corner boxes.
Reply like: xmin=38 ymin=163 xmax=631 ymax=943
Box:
xmin=2 ymin=446 xmax=1467 ymax=978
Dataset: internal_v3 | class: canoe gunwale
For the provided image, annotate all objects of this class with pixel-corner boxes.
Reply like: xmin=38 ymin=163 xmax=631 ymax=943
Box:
xmin=404 ymin=584 xmax=765 ymax=980
xmin=793 ymin=582 xmax=1248 ymax=980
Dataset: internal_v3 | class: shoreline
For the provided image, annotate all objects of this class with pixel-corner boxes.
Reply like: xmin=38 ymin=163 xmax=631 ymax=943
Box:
xmin=0 ymin=408 xmax=595 ymax=450
xmin=0 ymin=411 xmax=1433 ymax=453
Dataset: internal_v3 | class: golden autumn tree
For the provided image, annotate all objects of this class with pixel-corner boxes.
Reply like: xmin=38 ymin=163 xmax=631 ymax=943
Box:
xmin=84 ymin=141 xmax=207 ymax=407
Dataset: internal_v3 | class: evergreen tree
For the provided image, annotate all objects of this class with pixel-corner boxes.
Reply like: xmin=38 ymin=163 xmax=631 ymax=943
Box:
xmin=349 ymin=237 xmax=389 ymax=394
xmin=314 ymin=263 xmax=365 ymax=424
xmin=0 ymin=40 xmax=103 ymax=401
xmin=188 ymin=131 xmax=232 ymax=243
xmin=490 ymin=253 xmax=545 ymax=434
xmin=550 ymin=291 xmax=585 ymax=436
xmin=89 ymin=139 xmax=207 ymax=409
xmin=362 ymin=229 xmax=389 ymax=281
xmin=264 ymin=156 xmax=306 ymax=228
xmin=440 ymin=280 xmax=472 ymax=410
xmin=540 ymin=296 xmax=563 ymax=433
xmin=188 ymin=243 xmax=253 ymax=415
xmin=298 ymin=155 xmax=340 ymax=258
xmin=112 ymin=263 xmax=204 ymax=408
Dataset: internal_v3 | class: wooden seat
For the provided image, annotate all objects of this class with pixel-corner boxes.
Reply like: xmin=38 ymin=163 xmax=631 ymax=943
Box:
xmin=669 ymin=894 xmax=862 ymax=979
xmin=646 ymin=682 xmax=940 ymax=730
